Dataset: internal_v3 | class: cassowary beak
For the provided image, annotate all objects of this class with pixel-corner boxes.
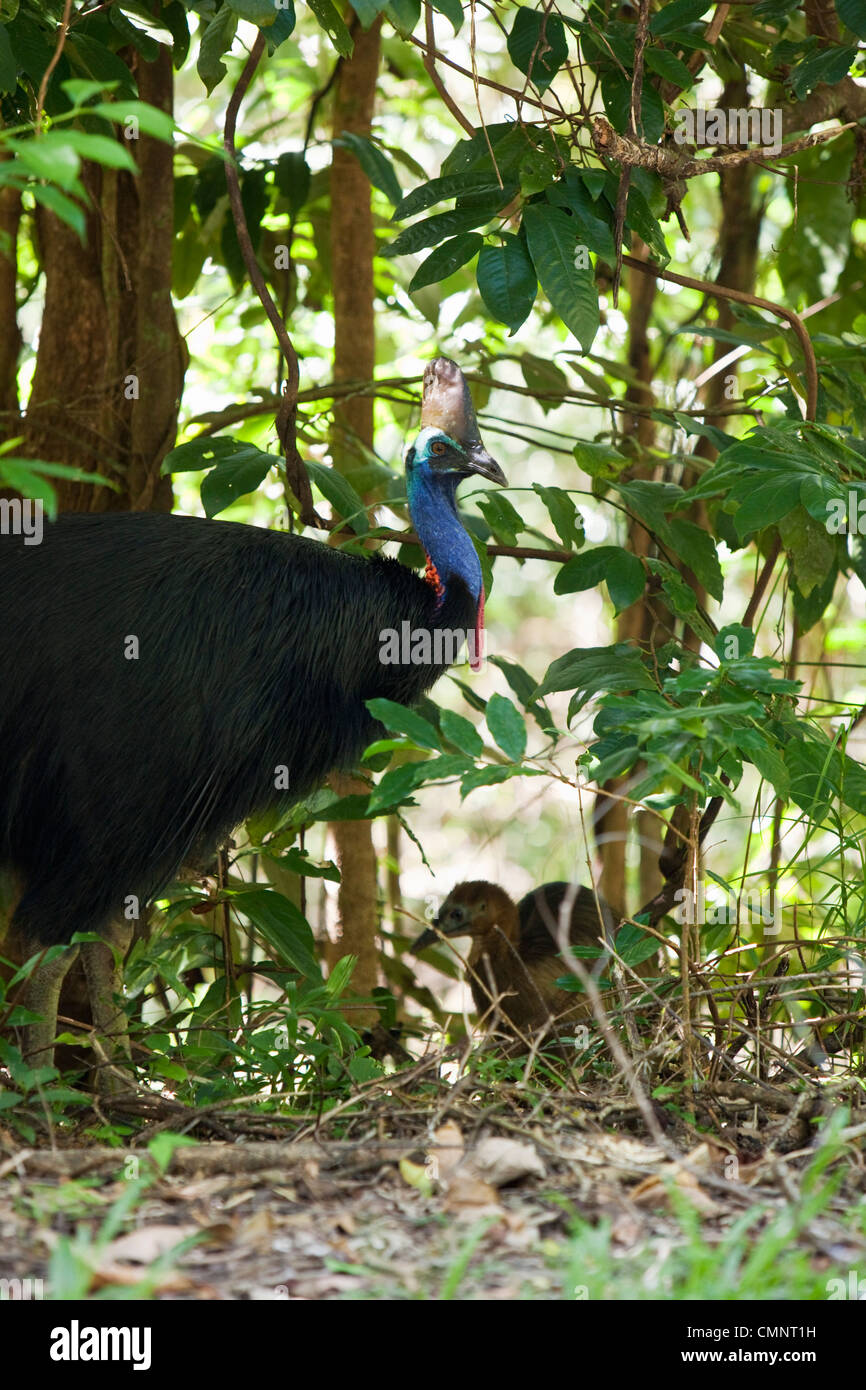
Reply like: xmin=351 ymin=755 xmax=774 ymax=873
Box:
xmin=411 ymin=912 xmax=472 ymax=953
xmin=465 ymin=445 xmax=507 ymax=487
xmin=410 ymin=925 xmax=440 ymax=953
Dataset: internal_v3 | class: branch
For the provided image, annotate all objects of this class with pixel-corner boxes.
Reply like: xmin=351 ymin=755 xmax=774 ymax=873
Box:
xmin=621 ymin=253 xmax=819 ymax=421
xmin=592 ymin=114 xmax=859 ymax=182
xmin=36 ymin=0 xmax=73 ymax=133
xmin=421 ymin=2 xmax=476 ymax=137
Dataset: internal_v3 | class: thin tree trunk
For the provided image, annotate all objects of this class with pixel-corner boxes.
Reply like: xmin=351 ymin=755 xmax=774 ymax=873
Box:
xmin=21 ymin=45 xmax=183 ymax=511
xmin=327 ymin=14 xmax=383 ymax=1026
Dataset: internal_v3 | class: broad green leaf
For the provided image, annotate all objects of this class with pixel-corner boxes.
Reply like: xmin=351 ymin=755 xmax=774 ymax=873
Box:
xmin=431 ymin=0 xmax=463 ymax=34
xmin=650 ymin=0 xmax=710 ymax=33
xmin=644 ymin=47 xmax=695 ymax=88
xmin=352 ymin=0 xmax=388 ymax=26
xmin=486 ymin=692 xmax=527 ymax=762
xmin=667 ymin=519 xmax=723 ymax=602
xmin=533 ymin=484 xmax=584 ymax=549
xmin=275 ymin=151 xmax=310 ymax=215
xmin=387 ymin=192 xmax=510 ymax=255
xmin=535 ymin=643 xmax=655 ymax=708
xmin=306 ymin=461 xmax=369 ymax=533
xmin=226 ymin=0 xmax=279 ymax=21
xmin=230 ymin=889 xmax=321 ymax=981
xmin=409 ymin=232 xmax=482 ymax=290
xmin=335 ymin=132 xmax=401 ymax=205
xmin=837 ymin=0 xmax=866 ymax=37
xmin=573 ymin=439 xmax=628 ymax=479
xmin=476 ymin=235 xmax=537 ymax=334
xmin=307 ymin=0 xmax=354 ymax=55
xmin=197 ymin=6 xmax=237 ymax=92
xmin=87 ymin=100 xmax=175 ymax=141
xmin=523 ymin=203 xmax=599 ymax=351
xmin=555 ymin=545 xmax=644 ymax=613
xmin=384 ymin=0 xmax=420 ymax=36
xmin=394 ymin=173 xmax=507 ymax=221
xmin=507 ymin=7 xmax=569 ymax=92
xmin=600 ymin=71 xmax=665 ymax=143
xmin=439 ymin=708 xmax=483 ymax=757
xmin=734 ymin=475 xmax=803 ymax=538
xmin=62 ymin=129 xmax=137 ymax=172
xmin=366 ymin=698 xmax=441 ymax=750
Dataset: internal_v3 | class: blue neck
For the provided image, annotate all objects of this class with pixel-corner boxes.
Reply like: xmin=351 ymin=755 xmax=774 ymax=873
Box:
xmin=407 ymin=470 xmax=482 ymax=605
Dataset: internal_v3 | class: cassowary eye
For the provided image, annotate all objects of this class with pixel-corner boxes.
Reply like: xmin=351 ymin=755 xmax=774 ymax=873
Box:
xmin=430 ymin=440 xmax=447 ymax=455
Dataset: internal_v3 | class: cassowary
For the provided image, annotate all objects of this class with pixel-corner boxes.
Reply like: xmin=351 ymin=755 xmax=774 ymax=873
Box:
xmin=412 ymin=879 xmax=653 ymax=1041
xmin=0 ymin=359 xmax=505 ymax=1083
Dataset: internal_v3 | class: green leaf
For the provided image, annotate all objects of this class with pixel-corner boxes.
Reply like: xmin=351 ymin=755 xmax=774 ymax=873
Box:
xmin=439 ymin=708 xmax=483 ymax=757
xmin=476 ymin=235 xmax=537 ymax=334
xmin=625 ymin=185 xmax=669 ymax=265
xmin=533 ymin=485 xmax=584 ymax=549
xmin=307 ymin=0 xmax=354 ymax=55
xmin=384 ymin=0 xmax=420 ymax=35
xmin=477 ymin=491 xmax=525 ymax=545
xmin=387 ymin=193 xmax=509 ymax=255
xmin=86 ymin=100 xmax=175 ymax=142
xmin=600 ymin=71 xmax=665 ymax=143
xmin=306 ymin=461 xmax=369 ymax=533
xmin=644 ymin=47 xmax=695 ymax=89
xmin=650 ymin=0 xmax=710 ymax=34
xmin=366 ymin=698 xmax=442 ymax=750
xmin=394 ymin=173 xmax=508 ymax=220
xmin=522 ymin=203 xmax=599 ymax=351
xmin=486 ymin=692 xmax=527 ymax=761
xmin=409 ymin=232 xmax=482 ymax=290
xmin=335 ymin=132 xmax=401 ymax=205
xmin=230 ymin=889 xmax=322 ymax=981
xmin=370 ymin=754 xmax=469 ymax=811
xmin=162 ymin=438 xmax=277 ymax=516
xmin=715 ymin=623 xmax=755 ymax=663
xmin=460 ymin=764 xmax=530 ymax=797
xmin=507 ymin=6 xmax=569 ymax=93
xmin=431 ymin=0 xmax=463 ymax=33
xmin=535 ymin=643 xmax=655 ymax=709
xmin=789 ymin=44 xmax=856 ymax=99
xmin=573 ymin=439 xmax=628 ymax=479
xmin=275 ymin=151 xmax=310 ymax=216
xmin=555 ymin=545 xmax=645 ymax=614
xmin=734 ymin=475 xmax=803 ymax=538
xmin=615 ymin=923 xmax=660 ymax=968
xmin=62 ymin=130 xmax=137 ymax=172
xmin=226 ymin=0 xmax=278 ymax=21
xmin=352 ymin=0 xmax=388 ymax=26
xmin=197 ymin=6 xmax=237 ymax=93
xmin=837 ymin=0 xmax=866 ymax=38
xmin=667 ymin=519 xmax=723 ymax=602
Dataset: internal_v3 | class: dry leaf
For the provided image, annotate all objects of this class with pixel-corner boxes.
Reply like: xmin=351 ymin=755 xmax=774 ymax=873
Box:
xmin=471 ymin=1137 xmax=545 ymax=1187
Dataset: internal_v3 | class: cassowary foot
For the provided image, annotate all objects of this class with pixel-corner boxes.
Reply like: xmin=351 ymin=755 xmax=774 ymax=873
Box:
xmin=22 ymin=942 xmax=80 ymax=1070
xmin=80 ymin=934 xmax=133 ymax=1095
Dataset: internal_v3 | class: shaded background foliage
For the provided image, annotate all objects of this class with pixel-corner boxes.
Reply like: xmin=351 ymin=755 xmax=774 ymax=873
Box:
xmin=1 ymin=0 xmax=866 ymax=1107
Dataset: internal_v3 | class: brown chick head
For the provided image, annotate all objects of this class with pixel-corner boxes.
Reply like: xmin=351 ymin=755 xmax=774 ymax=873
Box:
xmin=411 ymin=881 xmax=518 ymax=952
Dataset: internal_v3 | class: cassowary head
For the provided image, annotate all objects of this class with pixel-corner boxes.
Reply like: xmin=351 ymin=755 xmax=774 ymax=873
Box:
xmin=411 ymin=880 xmax=518 ymax=952
xmin=414 ymin=356 xmax=505 ymax=487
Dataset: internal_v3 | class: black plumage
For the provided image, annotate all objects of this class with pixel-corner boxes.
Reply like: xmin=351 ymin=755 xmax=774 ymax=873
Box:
xmin=0 ymin=359 xmax=505 ymax=1077
xmin=0 ymin=512 xmax=476 ymax=947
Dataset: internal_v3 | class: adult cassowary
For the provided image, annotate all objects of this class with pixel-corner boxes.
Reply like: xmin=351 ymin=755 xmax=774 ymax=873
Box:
xmin=0 ymin=359 xmax=505 ymax=1082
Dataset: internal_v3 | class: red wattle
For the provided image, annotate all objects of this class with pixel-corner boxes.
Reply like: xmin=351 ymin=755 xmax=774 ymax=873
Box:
xmin=471 ymin=590 xmax=484 ymax=672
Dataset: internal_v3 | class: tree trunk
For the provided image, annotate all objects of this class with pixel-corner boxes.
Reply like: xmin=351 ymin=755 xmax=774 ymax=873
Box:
xmin=20 ymin=44 xmax=184 ymax=511
xmin=326 ymin=14 xmax=383 ymax=1025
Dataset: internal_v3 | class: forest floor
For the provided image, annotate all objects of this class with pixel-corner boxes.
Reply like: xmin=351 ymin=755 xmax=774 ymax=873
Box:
xmin=1 ymin=1056 xmax=866 ymax=1301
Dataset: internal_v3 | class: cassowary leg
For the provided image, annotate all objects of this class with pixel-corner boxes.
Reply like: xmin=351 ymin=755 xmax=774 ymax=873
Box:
xmin=22 ymin=944 xmax=80 ymax=1069
xmin=80 ymin=925 xmax=132 ymax=1094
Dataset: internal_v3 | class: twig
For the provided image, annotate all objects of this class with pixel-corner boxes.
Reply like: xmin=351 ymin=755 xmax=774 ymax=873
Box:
xmin=36 ymin=0 xmax=74 ymax=134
